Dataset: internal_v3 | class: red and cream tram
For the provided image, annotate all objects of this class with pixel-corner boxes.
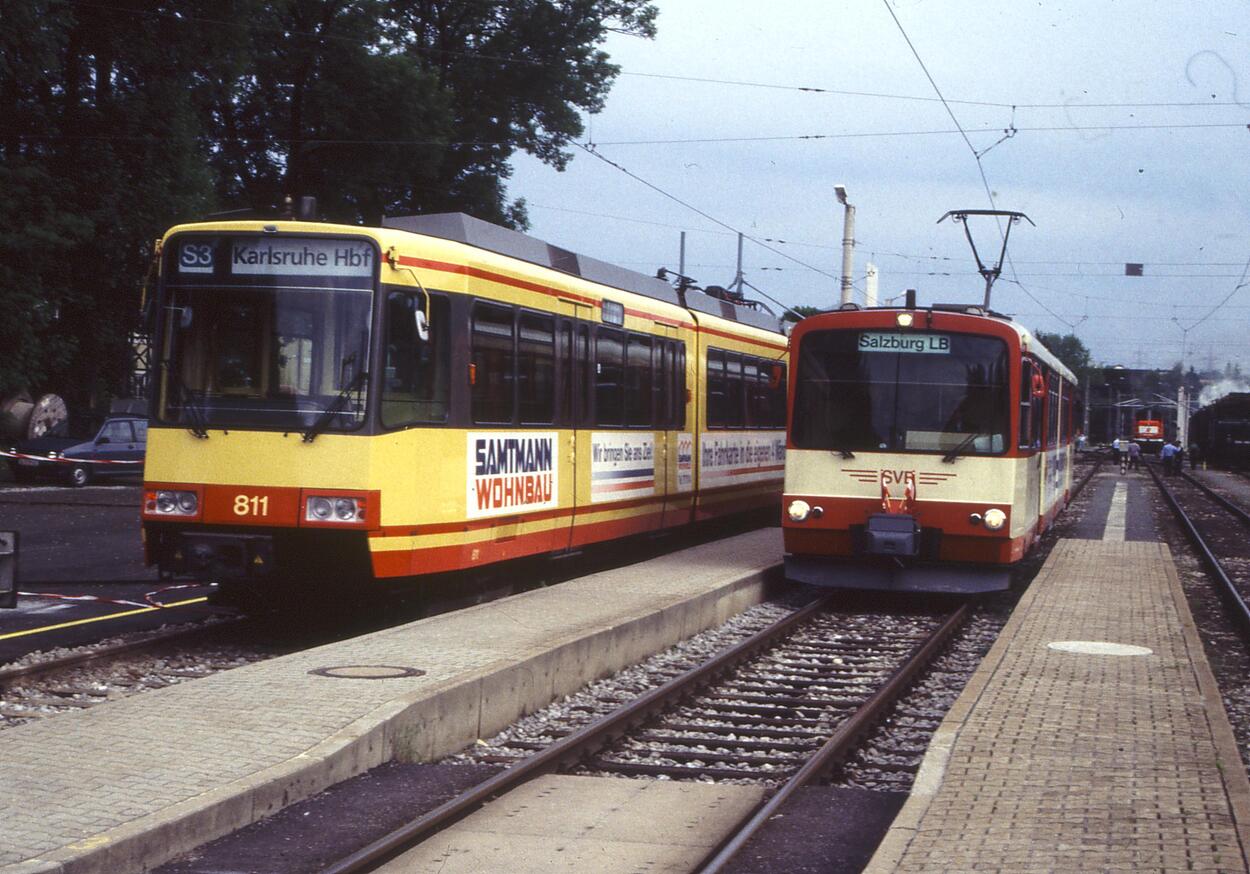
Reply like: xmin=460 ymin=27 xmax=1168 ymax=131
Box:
xmin=782 ymin=304 xmax=1080 ymax=593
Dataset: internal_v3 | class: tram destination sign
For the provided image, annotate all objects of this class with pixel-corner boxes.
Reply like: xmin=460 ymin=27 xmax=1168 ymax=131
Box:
xmin=858 ymin=332 xmax=950 ymax=354
xmin=176 ymin=237 xmax=375 ymax=278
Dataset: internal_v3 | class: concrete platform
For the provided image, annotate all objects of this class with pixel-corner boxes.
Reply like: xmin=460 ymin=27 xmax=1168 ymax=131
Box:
xmin=0 ymin=528 xmax=780 ymax=874
xmin=867 ymin=536 xmax=1250 ymax=873
xmin=373 ymin=775 xmax=765 ymax=873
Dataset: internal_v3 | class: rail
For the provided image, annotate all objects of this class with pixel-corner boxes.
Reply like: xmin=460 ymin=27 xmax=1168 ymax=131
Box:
xmin=1147 ymin=464 xmax=1250 ymax=638
xmin=696 ymin=603 xmax=969 ymax=872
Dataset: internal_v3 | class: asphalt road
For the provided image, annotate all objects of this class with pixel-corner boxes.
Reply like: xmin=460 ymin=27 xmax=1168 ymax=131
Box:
xmin=0 ymin=477 xmax=219 ymax=662
xmin=0 ymin=478 xmax=152 ymax=584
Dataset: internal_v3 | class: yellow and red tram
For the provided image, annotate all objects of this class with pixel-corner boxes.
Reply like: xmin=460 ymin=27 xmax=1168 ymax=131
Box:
xmin=782 ymin=305 xmax=1079 ymax=594
xmin=142 ymin=213 xmax=787 ymax=592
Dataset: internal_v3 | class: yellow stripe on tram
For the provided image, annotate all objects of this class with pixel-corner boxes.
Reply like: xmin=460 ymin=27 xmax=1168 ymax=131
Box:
xmin=0 ymin=597 xmax=209 ymax=642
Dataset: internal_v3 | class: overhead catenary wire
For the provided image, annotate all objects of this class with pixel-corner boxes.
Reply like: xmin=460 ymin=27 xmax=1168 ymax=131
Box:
xmin=880 ymin=0 xmax=1072 ymax=330
xmin=573 ymin=142 xmax=847 ymax=314
xmin=60 ymin=1 xmax=1250 ymax=114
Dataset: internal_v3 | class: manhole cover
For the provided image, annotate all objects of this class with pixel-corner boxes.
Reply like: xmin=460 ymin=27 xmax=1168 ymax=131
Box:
xmin=309 ymin=665 xmax=426 ymax=679
xmin=1046 ymin=641 xmax=1153 ymax=656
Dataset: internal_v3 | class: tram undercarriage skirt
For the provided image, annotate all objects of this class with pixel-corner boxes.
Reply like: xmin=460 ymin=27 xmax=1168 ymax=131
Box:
xmin=166 ymin=532 xmax=274 ymax=581
xmin=784 ymin=554 xmax=1011 ymax=594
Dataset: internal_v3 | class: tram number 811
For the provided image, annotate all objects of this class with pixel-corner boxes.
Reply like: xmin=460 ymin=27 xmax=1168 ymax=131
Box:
xmin=233 ymin=494 xmax=270 ymax=517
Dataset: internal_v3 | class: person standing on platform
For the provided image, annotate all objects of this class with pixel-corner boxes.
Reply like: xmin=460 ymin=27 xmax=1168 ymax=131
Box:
xmin=1160 ymin=440 xmax=1178 ymax=475
xmin=1111 ymin=436 xmax=1122 ymax=466
xmin=1128 ymin=440 xmax=1141 ymax=470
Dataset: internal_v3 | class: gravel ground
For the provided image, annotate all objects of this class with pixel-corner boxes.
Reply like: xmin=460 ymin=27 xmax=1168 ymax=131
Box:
xmin=0 ymin=620 xmax=277 ymax=728
xmin=1147 ymin=471 xmax=1250 ymax=781
xmin=448 ymin=463 xmax=1108 ymax=791
xmin=448 ymin=596 xmax=807 ymax=771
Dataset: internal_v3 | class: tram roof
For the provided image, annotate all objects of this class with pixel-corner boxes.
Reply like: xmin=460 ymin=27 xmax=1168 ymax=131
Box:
xmin=384 ymin=212 xmax=784 ymax=335
xmin=799 ymin=304 xmax=1077 ymax=383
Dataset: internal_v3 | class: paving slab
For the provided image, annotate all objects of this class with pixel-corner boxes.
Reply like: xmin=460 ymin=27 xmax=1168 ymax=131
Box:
xmin=373 ymin=775 xmax=766 ymax=873
xmin=0 ymin=528 xmax=780 ymax=874
xmin=866 ymin=538 xmax=1250 ymax=873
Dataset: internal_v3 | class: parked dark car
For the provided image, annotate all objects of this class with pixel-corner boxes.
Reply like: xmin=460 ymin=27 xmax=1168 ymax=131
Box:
xmin=5 ymin=416 xmax=147 ymax=487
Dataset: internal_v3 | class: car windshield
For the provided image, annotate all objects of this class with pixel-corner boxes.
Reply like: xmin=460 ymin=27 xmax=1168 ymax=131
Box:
xmin=791 ymin=328 xmax=1010 ymax=455
xmin=156 ymin=235 xmax=375 ymax=432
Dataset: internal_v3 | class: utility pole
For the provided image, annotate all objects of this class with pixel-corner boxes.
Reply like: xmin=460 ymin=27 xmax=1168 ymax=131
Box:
xmin=732 ymin=232 xmax=745 ymax=296
xmin=835 ymin=185 xmax=855 ymax=305
xmin=865 ymin=263 xmax=878 ymax=307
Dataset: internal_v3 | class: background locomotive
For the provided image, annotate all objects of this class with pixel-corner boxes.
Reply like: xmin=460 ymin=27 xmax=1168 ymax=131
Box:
xmin=1189 ymin=392 xmax=1250 ymax=469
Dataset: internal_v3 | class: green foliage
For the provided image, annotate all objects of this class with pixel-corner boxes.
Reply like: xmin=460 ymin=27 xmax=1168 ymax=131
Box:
xmin=783 ymin=304 xmax=826 ymax=323
xmin=1034 ymin=331 xmax=1095 ymax=384
xmin=0 ymin=0 xmax=655 ymax=410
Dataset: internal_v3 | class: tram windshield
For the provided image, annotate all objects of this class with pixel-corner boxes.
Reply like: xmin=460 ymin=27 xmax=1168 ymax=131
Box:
xmin=791 ymin=329 xmax=1010 ymax=455
xmin=156 ymin=234 xmax=375 ymax=432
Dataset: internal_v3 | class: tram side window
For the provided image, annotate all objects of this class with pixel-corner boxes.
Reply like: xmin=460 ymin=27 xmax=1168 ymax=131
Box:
xmin=709 ymin=347 xmax=769 ymax=429
xmin=745 ymin=357 xmax=784 ymax=428
xmin=578 ymin=325 xmax=592 ymax=426
xmin=595 ymin=328 xmax=625 ymax=426
xmin=725 ymin=353 xmax=744 ymax=428
xmin=707 ymin=350 xmax=727 ymax=427
xmin=762 ymin=361 xmax=787 ymax=427
xmin=675 ymin=344 xmax=687 ymax=430
xmin=657 ymin=340 xmax=687 ymax=430
xmin=1046 ymin=372 xmax=1060 ymax=449
xmin=381 ymin=291 xmax=450 ymax=428
xmin=657 ymin=342 xmax=671 ymax=429
xmin=518 ymin=313 xmax=555 ymax=424
xmin=1018 ymin=362 xmax=1033 ymax=450
xmin=471 ymin=303 xmax=516 ymax=424
xmin=744 ymin=358 xmax=762 ymax=426
xmin=625 ymin=334 xmax=653 ymax=426
xmin=560 ymin=322 xmax=574 ymax=425
xmin=1015 ymin=360 xmax=1048 ymax=450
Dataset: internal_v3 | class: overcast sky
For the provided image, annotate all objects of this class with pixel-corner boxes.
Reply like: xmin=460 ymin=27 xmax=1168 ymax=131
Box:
xmin=508 ymin=0 xmax=1250 ymax=376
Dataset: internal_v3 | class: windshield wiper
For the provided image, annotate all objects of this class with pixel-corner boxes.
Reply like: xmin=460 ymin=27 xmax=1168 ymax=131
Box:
xmin=303 ymin=370 xmax=368 ymax=443
xmin=832 ymin=447 xmax=855 ymax=459
xmin=942 ymin=432 xmax=983 ymax=463
xmin=162 ymin=361 xmax=209 ymax=439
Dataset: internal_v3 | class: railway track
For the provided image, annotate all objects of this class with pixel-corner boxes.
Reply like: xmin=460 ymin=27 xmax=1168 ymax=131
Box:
xmin=322 ymin=597 xmax=969 ymax=873
xmin=1149 ymin=464 xmax=1250 ymax=638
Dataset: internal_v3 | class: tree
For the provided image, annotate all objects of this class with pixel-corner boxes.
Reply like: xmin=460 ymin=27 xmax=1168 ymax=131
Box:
xmin=0 ymin=0 xmax=656 ymax=414
xmin=1034 ymin=331 xmax=1095 ymax=386
xmin=783 ymin=304 xmax=826 ymax=323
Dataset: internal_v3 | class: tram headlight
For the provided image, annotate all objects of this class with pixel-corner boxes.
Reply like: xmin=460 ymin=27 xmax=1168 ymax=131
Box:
xmin=146 ymin=489 xmax=198 ymax=517
xmin=982 ymin=508 xmax=1007 ymax=530
xmin=787 ymin=500 xmax=811 ymax=522
xmin=305 ymin=494 xmax=366 ymax=524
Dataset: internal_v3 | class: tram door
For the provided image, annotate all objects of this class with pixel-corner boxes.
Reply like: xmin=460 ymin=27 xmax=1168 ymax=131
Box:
xmin=560 ymin=302 xmax=594 ymax=551
xmin=662 ymin=328 xmax=695 ymax=528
